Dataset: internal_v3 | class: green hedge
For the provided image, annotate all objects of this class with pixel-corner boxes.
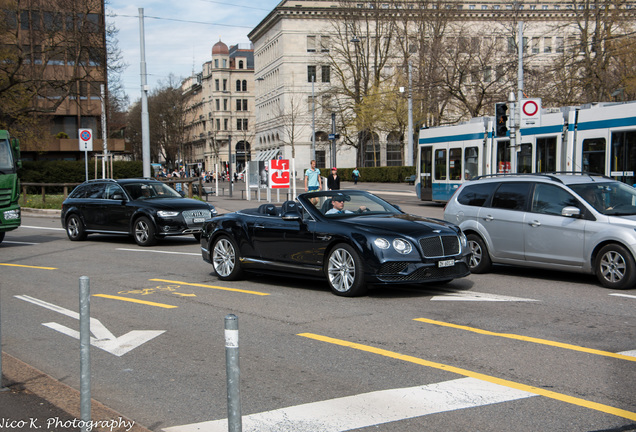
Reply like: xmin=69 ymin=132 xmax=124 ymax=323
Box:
xmin=18 ymin=160 xmax=144 ymax=193
xmin=320 ymin=166 xmax=416 ymax=183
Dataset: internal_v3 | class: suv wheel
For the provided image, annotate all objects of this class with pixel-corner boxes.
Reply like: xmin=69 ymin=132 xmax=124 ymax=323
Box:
xmin=66 ymin=214 xmax=87 ymax=241
xmin=467 ymin=234 xmax=492 ymax=274
xmin=594 ymin=244 xmax=636 ymax=290
xmin=134 ymin=216 xmax=157 ymax=246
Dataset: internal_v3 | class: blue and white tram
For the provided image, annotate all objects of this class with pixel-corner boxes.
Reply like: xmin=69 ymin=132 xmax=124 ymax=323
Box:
xmin=416 ymin=117 xmax=492 ymax=202
xmin=566 ymin=101 xmax=636 ymax=186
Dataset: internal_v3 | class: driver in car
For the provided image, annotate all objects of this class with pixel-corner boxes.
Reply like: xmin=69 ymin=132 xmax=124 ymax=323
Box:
xmin=326 ymin=194 xmax=367 ymax=215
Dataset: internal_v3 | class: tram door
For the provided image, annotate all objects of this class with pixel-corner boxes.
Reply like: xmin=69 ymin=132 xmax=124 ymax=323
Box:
xmin=582 ymin=138 xmax=606 ymax=175
xmin=611 ymin=130 xmax=636 ymax=186
xmin=419 ymin=146 xmax=432 ymax=200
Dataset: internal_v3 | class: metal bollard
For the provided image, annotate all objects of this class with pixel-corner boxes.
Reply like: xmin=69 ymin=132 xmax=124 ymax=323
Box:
xmin=224 ymin=314 xmax=242 ymax=432
xmin=79 ymin=276 xmax=91 ymax=432
xmin=0 ymin=286 xmax=6 ymax=392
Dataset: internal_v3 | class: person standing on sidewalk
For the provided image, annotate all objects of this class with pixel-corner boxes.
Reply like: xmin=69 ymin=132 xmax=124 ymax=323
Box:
xmin=304 ymin=159 xmax=322 ymax=205
xmin=304 ymin=160 xmax=322 ymax=192
xmin=327 ymin=167 xmax=340 ymax=190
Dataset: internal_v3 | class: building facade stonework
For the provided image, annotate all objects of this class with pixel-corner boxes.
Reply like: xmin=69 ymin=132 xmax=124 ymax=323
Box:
xmin=248 ymin=0 xmax=635 ymax=173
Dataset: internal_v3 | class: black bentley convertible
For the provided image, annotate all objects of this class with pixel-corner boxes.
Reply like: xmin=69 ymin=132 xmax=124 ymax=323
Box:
xmin=200 ymin=190 xmax=471 ymax=296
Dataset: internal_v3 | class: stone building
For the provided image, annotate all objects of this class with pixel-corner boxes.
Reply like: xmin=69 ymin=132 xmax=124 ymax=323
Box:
xmin=181 ymin=40 xmax=255 ymax=176
xmin=248 ymin=0 xmax=635 ymax=173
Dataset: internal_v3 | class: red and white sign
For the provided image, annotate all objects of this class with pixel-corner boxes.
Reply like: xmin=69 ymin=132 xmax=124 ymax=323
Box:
xmin=269 ymin=159 xmax=290 ymax=189
xmin=520 ymin=99 xmax=541 ymax=128
xmin=78 ymin=128 xmax=93 ymax=151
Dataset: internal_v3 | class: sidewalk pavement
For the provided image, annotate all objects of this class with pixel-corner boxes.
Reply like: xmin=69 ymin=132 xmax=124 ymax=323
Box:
xmin=1 ymin=352 xmax=151 ymax=432
xmin=7 ymin=180 xmax=428 ymax=431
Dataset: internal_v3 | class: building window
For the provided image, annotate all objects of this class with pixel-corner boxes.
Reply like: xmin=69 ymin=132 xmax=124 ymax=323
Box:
xmin=321 ymin=36 xmax=330 ymax=52
xmin=223 ymin=79 xmax=227 ymax=91
xmin=236 ymin=99 xmax=242 ymax=111
xmin=242 ymin=80 xmax=247 ymax=91
xmin=308 ymin=65 xmax=316 ymax=83
xmin=544 ymin=37 xmax=552 ymax=53
xmin=216 ymin=119 xmax=221 ymax=130
xmin=307 ymin=35 xmax=316 ymax=52
xmin=239 ymin=60 xmax=244 ymax=69
xmin=236 ymin=80 xmax=241 ymax=91
xmin=224 ymin=119 xmax=228 ymax=130
xmin=215 ymin=79 xmax=220 ymax=91
xmin=556 ymin=37 xmax=564 ymax=53
xmin=321 ymin=65 xmax=330 ymax=83
xmin=223 ymin=99 xmax=228 ymax=110
xmin=215 ymin=99 xmax=220 ymax=110
xmin=223 ymin=59 xmax=227 ymax=68
xmin=214 ymin=59 xmax=219 ymax=68
xmin=242 ymin=99 xmax=248 ymax=111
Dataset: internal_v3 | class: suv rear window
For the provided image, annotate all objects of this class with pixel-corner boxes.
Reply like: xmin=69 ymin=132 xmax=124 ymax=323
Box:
xmin=491 ymin=182 xmax=531 ymax=210
xmin=457 ymin=182 xmax=497 ymax=206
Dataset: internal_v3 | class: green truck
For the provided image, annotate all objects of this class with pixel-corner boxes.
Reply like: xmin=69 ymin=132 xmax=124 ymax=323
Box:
xmin=0 ymin=130 xmax=21 ymax=244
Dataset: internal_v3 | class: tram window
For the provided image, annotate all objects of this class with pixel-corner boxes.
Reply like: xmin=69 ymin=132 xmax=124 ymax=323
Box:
xmin=518 ymin=144 xmax=532 ymax=173
xmin=611 ymin=131 xmax=636 ymax=186
xmin=582 ymin=138 xmax=606 ymax=175
xmin=536 ymin=137 xmax=556 ymax=172
xmin=435 ymin=149 xmax=447 ymax=180
xmin=449 ymin=148 xmax=462 ymax=180
xmin=464 ymin=146 xmax=478 ymax=180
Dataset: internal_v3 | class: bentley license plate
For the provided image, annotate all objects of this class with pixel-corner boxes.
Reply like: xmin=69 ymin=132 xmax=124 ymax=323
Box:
xmin=438 ymin=259 xmax=455 ymax=268
xmin=193 ymin=218 xmax=205 ymax=223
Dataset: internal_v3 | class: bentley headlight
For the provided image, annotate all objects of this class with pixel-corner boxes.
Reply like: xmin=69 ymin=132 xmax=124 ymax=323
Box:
xmin=157 ymin=210 xmax=180 ymax=217
xmin=459 ymin=231 xmax=468 ymax=249
xmin=392 ymin=238 xmax=412 ymax=254
xmin=374 ymin=238 xmax=390 ymax=249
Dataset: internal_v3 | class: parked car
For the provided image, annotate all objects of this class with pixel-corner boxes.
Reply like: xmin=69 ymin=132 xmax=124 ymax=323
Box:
xmin=444 ymin=173 xmax=636 ymax=289
xmin=61 ymin=178 xmax=217 ymax=246
xmin=200 ymin=190 xmax=471 ymax=296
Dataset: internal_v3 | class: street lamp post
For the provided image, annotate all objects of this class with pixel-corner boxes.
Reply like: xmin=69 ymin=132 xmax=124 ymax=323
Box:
xmin=311 ymin=75 xmax=316 ymax=162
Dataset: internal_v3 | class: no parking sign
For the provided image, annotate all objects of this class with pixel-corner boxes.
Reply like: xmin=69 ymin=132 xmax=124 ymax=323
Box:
xmin=79 ymin=128 xmax=93 ymax=151
xmin=520 ymin=99 xmax=541 ymax=128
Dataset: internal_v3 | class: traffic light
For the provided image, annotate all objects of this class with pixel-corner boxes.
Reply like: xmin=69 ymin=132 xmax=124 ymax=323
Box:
xmin=495 ymin=103 xmax=508 ymax=137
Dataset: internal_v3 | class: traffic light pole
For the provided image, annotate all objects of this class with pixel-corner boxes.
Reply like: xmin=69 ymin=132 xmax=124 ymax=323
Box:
xmin=508 ymin=91 xmax=516 ymax=155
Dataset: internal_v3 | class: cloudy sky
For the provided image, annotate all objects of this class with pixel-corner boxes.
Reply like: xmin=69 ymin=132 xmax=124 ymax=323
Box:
xmin=106 ymin=0 xmax=280 ymax=102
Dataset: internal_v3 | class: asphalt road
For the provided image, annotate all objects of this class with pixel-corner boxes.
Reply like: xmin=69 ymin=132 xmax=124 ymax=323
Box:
xmin=1 ymin=182 xmax=635 ymax=431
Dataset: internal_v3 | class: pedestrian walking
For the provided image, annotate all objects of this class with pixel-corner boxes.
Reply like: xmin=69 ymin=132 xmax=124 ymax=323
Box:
xmin=352 ymin=167 xmax=360 ymax=185
xmin=327 ymin=167 xmax=340 ymax=190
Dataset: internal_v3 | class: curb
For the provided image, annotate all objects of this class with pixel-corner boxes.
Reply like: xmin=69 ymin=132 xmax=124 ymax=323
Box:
xmin=2 ymin=352 xmax=152 ymax=432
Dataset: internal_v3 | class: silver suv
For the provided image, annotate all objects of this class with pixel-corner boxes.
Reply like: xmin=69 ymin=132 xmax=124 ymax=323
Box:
xmin=444 ymin=173 xmax=636 ymax=290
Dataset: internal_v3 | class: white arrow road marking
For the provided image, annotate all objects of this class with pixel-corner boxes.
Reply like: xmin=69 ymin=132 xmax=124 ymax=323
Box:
xmin=610 ymin=293 xmax=636 ymax=300
xmin=431 ymin=290 xmax=538 ymax=302
xmin=117 ymin=248 xmax=200 ymax=256
xmin=619 ymin=350 xmax=636 ymax=358
xmin=20 ymin=225 xmax=65 ymax=231
xmin=162 ymin=377 xmax=536 ymax=432
xmin=15 ymin=295 xmax=164 ymax=357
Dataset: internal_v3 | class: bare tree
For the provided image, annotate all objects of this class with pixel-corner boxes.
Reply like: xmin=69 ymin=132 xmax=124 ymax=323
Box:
xmin=0 ymin=0 xmax=107 ymax=143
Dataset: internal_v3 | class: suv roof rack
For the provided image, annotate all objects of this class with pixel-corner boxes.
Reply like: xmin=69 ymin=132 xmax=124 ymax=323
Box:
xmin=472 ymin=171 xmax=607 ymax=184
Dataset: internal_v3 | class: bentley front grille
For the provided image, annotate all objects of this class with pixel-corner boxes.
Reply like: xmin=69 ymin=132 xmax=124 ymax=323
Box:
xmin=419 ymin=235 xmax=460 ymax=258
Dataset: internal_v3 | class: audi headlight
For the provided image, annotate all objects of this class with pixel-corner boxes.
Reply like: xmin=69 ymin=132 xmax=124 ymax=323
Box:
xmin=392 ymin=238 xmax=412 ymax=254
xmin=374 ymin=238 xmax=390 ymax=249
xmin=157 ymin=210 xmax=180 ymax=217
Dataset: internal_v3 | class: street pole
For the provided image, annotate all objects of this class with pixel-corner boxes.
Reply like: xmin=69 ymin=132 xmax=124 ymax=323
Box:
xmin=407 ymin=61 xmax=414 ymax=166
xmin=228 ymin=134 xmax=233 ymax=197
xmin=331 ymin=112 xmax=336 ymax=167
xmin=311 ymin=75 xmax=316 ymax=162
xmin=100 ymin=84 xmax=108 ymax=178
xmin=139 ymin=9 xmax=151 ymax=178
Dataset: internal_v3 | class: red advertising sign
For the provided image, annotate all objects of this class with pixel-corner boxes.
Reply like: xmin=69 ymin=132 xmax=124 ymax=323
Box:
xmin=269 ymin=159 xmax=290 ymax=189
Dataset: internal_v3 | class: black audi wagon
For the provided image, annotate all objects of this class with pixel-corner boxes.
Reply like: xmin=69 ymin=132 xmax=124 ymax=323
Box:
xmin=61 ymin=178 xmax=217 ymax=246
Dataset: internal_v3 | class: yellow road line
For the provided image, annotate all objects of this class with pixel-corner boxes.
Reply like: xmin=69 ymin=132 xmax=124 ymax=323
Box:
xmin=150 ymin=278 xmax=270 ymax=296
xmin=414 ymin=318 xmax=636 ymax=362
xmin=0 ymin=263 xmax=57 ymax=270
xmin=93 ymin=294 xmax=178 ymax=309
xmin=298 ymin=333 xmax=636 ymax=422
